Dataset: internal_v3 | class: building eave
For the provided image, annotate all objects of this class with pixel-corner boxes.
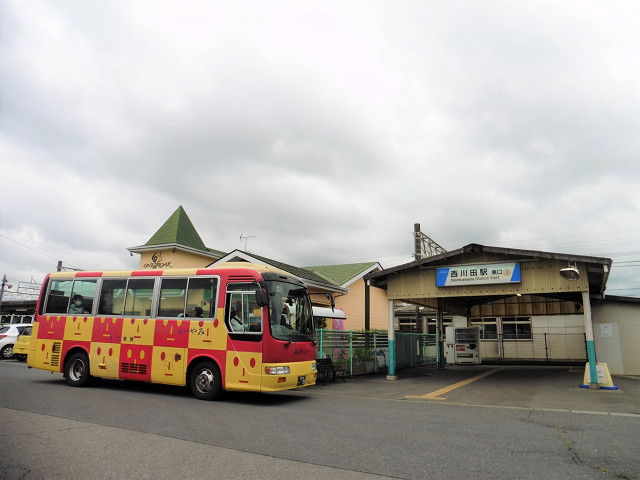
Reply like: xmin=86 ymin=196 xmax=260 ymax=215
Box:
xmin=127 ymin=243 xmax=224 ymax=259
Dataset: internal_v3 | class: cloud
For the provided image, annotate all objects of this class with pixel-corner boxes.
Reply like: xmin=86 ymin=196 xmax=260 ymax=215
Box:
xmin=1 ymin=0 xmax=638 ymax=295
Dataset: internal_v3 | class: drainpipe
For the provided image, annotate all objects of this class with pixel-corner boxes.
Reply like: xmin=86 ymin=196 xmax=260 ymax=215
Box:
xmin=387 ymin=299 xmax=397 ymax=380
xmin=364 ymin=280 xmax=370 ymax=331
xmin=582 ymin=290 xmax=599 ymax=389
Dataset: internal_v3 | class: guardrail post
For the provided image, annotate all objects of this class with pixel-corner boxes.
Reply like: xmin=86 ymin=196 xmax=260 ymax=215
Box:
xmin=387 ymin=300 xmax=396 ymax=380
xmin=349 ymin=330 xmax=353 ymax=376
xmin=544 ymin=333 xmax=549 ymax=363
xmin=374 ymin=331 xmax=378 ymax=374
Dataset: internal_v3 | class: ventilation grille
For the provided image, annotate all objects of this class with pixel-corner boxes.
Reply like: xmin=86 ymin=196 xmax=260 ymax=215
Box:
xmin=120 ymin=363 xmax=148 ymax=375
xmin=228 ymin=276 xmax=256 ymax=282
xmin=51 ymin=342 xmax=62 ymax=368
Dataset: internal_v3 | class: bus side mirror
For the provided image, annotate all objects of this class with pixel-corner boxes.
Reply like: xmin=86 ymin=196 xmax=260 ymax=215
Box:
xmin=255 ymin=289 xmax=269 ymax=307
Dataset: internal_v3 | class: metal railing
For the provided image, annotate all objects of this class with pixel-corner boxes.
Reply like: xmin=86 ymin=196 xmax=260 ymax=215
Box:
xmin=317 ymin=329 xmax=437 ymax=376
xmin=476 ymin=333 xmax=587 ymax=363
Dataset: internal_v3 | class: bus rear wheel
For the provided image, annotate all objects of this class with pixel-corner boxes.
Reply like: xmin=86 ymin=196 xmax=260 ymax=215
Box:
xmin=189 ymin=360 xmax=222 ymax=400
xmin=65 ymin=352 xmax=91 ymax=387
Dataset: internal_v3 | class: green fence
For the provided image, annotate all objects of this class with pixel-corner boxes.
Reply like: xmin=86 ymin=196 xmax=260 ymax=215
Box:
xmin=317 ymin=329 xmax=437 ymax=376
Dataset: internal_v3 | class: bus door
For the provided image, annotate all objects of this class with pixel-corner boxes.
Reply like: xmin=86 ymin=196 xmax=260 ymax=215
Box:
xmin=224 ymin=283 xmax=264 ymax=391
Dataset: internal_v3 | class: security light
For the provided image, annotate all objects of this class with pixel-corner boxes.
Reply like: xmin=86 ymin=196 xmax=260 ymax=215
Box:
xmin=560 ymin=265 xmax=580 ymax=281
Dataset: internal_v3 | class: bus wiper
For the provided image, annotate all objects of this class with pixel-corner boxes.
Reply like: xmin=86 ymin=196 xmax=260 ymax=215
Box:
xmin=284 ymin=339 xmax=293 ymax=347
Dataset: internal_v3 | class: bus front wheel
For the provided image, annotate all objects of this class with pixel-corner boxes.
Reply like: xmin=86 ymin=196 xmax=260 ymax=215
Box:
xmin=65 ymin=352 xmax=91 ymax=387
xmin=190 ymin=360 xmax=222 ymax=400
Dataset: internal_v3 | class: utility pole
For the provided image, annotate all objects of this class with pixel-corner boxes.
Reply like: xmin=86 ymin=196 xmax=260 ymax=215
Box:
xmin=0 ymin=275 xmax=7 ymax=314
xmin=412 ymin=223 xmax=447 ymax=334
xmin=57 ymin=261 xmax=63 ymax=272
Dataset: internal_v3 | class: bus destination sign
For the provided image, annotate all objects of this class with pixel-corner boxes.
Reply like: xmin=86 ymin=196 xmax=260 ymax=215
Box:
xmin=436 ymin=262 xmax=521 ymax=287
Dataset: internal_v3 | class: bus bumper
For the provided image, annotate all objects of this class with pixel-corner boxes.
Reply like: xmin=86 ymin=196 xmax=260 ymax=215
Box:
xmin=261 ymin=360 xmax=317 ymax=391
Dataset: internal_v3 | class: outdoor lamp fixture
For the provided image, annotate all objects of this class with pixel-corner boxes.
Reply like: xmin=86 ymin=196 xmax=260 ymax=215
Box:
xmin=560 ymin=263 xmax=580 ymax=281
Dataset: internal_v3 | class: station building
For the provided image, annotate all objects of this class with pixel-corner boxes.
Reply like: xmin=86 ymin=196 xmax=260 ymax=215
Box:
xmin=367 ymin=243 xmax=640 ymax=377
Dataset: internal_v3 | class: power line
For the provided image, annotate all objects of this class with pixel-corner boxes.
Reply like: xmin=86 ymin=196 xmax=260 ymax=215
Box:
xmin=0 ymin=233 xmax=84 ymax=270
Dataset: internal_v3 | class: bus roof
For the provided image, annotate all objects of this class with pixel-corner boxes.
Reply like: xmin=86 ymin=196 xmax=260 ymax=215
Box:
xmin=47 ymin=262 xmax=296 ymax=280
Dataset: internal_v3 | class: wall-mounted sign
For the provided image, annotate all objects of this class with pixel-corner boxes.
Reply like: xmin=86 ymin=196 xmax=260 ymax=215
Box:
xmin=143 ymin=251 xmax=173 ymax=270
xmin=599 ymin=323 xmax=613 ymax=338
xmin=436 ymin=262 xmax=521 ymax=287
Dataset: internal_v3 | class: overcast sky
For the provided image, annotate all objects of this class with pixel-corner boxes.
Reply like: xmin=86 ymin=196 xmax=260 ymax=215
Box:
xmin=1 ymin=0 xmax=639 ymax=298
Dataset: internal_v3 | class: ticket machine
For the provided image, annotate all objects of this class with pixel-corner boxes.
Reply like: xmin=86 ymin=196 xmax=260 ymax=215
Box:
xmin=446 ymin=327 xmax=481 ymax=365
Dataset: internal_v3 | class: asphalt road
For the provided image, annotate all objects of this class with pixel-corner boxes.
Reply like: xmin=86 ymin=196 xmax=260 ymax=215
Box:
xmin=1 ymin=361 xmax=638 ymax=479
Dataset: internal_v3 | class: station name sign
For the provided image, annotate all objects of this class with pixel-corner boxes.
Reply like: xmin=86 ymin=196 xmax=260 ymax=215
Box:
xmin=436 ymin=262 xmax=521 ymax=287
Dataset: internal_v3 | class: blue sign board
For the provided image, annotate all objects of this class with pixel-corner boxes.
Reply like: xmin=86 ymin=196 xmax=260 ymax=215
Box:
xmin=436 ymin=262 xmax=521 ymax=287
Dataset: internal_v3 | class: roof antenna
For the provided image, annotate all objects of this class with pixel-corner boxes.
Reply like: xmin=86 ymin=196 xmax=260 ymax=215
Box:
xmin=240 ymin=234 xmax=256 ymax=252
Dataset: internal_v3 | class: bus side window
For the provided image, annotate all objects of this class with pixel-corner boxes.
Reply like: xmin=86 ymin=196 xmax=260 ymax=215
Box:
xmin=158 ymin=278 xmax=187 ymax=318
xmin=46 ymin=280 xmax=73 ymax=314
xmin=225 ymin=284 xmax=262 ymax=333
xmin=187 ymin=277 xmax=217 ymax=319
xmin=70 ymin=279 xmax=97 ymax=315
xmin=99 ymin=279 xmax=127 ymax=316
xmin=124 ymin=278 xmax=155 ymax=317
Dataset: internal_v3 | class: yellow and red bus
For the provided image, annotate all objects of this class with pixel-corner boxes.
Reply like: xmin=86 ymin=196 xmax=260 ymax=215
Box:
xmin=28 ymin=263 xmax=317 ymax=399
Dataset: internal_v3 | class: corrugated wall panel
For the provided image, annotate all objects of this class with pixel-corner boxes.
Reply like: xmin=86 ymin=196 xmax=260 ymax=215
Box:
xmin=388 ymin=259 xmax=589 ymax=300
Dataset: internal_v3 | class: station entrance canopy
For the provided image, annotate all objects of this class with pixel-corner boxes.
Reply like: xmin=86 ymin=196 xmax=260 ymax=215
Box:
xmin=366 ymin=243 xmax=611 ymax=316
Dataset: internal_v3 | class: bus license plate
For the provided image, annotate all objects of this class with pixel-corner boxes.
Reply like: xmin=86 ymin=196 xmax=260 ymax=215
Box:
xmin=297 ymin=376 xmax=306 ymax=386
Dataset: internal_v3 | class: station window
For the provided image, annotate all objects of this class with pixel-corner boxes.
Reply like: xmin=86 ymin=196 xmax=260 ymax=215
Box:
xmin=426 ymin=318 xmax=453 ymax=335
xmin=470 ymin=318 xmax=498 ymax=340
xmin=501 ymin=317 xmax=532 ymax=340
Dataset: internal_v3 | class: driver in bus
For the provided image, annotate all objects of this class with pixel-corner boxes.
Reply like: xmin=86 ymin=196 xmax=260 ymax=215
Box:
xmin=229 ymin=309 xmax=244 ymax=332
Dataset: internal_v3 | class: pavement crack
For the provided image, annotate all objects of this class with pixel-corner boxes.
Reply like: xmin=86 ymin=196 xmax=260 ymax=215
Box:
xmin=525 ymin=410 xmax=634 ymax=479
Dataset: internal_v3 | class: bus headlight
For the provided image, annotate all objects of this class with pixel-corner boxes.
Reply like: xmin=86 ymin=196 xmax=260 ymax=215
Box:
xmin=265 ymin=366 xmax=291 ymax=375
xmin=311 ymin=363 xmax=317 ymax=371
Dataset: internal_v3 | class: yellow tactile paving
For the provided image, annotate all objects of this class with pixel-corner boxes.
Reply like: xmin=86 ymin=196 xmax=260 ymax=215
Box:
xmin=406 ymin=368 xmax=503 ymax=400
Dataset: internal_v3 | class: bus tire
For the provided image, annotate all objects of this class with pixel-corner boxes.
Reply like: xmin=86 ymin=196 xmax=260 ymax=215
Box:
xmin=189 ymin=360 xmax=222 ymax=400
xmin=15 ymin=354 xmax=27 ymax=362
xmin=65 ymin=352 xmax=91 ymax=387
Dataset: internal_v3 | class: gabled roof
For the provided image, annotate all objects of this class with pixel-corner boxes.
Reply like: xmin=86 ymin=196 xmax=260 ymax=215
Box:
xmin=210 ymin=250 xmax=346 ymax=292
xmin=366 ymin=243 xmax=612 ymax=297
xmin=304 ymin=262 xmax=381 ymax=288
xmin=145 ymin=205 xmax=207 ymax=251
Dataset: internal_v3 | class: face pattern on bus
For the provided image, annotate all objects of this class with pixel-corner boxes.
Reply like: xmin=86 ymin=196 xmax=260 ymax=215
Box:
xmin=32 ymin=339 xmax=61 ymax=368
xmin=91 ymin=343 xmax=121 ymax=378
xmin=225 ymin=351 xmax=262 ymax=389
xmin=119 ymin=344 xmax=152 ymax=381
xmin=121 ymin=318 xmax=154 ymax=345
xmin=39 ymin=315 xmax=66 ymax=339
xmin=154 ymin=319 xmax=189 ymax=348
xmin=64 ymin=316 xmax=94 ymax=342
xmin=92 ymin=317 xmax=123 ymax=343
xmin=188 ymin=316 xmax=226 ymax=351
xmin=151 ymin=346 xmax=184 ymax=385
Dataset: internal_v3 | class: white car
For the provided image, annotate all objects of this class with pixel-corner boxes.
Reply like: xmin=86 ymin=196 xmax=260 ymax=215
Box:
xmin=0 ymin=323 xmax=33 ymax=360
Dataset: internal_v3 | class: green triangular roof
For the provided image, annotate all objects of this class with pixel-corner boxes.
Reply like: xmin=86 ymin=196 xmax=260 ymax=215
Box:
xmin=304 ymin=262 xmax=379 ymax=286
xmin=145 ymin=206 xmax=207 ymax=252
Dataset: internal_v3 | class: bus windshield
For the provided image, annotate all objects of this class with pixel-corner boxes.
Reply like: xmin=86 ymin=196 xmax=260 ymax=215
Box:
xmin=266 ymin=280 xmax=314 ymax=342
